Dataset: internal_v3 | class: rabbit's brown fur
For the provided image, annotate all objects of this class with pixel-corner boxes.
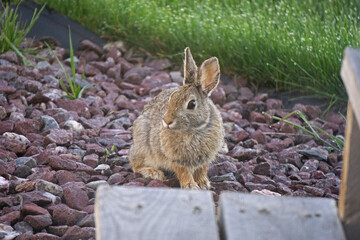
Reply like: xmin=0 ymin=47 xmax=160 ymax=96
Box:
xmin=129 ymin=47 xmax=224 ymax=189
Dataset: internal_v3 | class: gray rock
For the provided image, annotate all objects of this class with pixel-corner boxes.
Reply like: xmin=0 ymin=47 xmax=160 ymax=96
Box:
xmin=35 ymin=61 xmax=52 ymax=72
xmin=77 ymin=214 xmax=95 ymax=227
xmin=210 ymin=172 xmax=236 ymax=182
xmin=0 ymin=59 xmax=13 ymax=66
xmin=14 ymin=157 xmax=37 ymax=168
xmin=245 ymin=182 xmax=277 ymax=192
xmin=106 ymin=117 xmax=132 ymax=129
xmin=230 ymin=146 xmax=261 ymax=161
xmin=86 ymin=180 xmax=108 ymax=190
xmin=42 ymin=192 xmax=59 ymax=204
xmin=14 ymin=165 xmax=32 ymax=178
xmin=9 ymin=112 xmax=25 ymax=122
xmin=13 ymin=221 xmax=33 ymax=234
xmin=43 ymin=88 xmax=64 ymax=100
xmin=106 ymin=156 xmax=129 ymax=166
xmin=251 ymin=189 xmax=281 ymax=196
xmin=64 ymin=56 xmax=80 ymax=68
xmin=63 ymin=120 xmax=84 ymax=133
xmin=108 ymin=173 xmax=127 ymax=185
xmin=0 ymin=224 xmax=19 ymax=240
xmin=41 ymin=75 xmax=59 ymax=85
xmin=298 ymin=147 xmax=328 ymax=161
xmin=300 ymin=159 xmax=319 ymax=173
xmin=41 ymin=115 xmax=59 ymax=132
xmin=35 ymin=179 xmax=64 ymax=197
xmin=67 ymin=147 xmax=87 ymax=158
xmin=0 ymin=71 xmax=17 ymax=81
xmin=95 ymin=164 xmax=111 ymax=173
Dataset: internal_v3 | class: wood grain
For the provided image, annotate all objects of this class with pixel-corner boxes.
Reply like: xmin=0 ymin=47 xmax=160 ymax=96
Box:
xmin=341 ymin=47 xmax=360 ymax=126
xmin=95 ymin=185 xmax=219 ymax=240
xmin=338 ymin=103 xmax=360 ymax=240
xmin=219 ymin=192 xmax=346 ymax=240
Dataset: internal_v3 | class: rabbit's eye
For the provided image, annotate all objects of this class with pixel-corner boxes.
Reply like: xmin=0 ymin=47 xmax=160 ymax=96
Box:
xmin=187 ymin=100 xmax=196 ymax=110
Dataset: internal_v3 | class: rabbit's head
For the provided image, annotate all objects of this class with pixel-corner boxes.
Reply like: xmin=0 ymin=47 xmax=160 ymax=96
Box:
xmin=162 ymin=47 xmax=220 ymax=131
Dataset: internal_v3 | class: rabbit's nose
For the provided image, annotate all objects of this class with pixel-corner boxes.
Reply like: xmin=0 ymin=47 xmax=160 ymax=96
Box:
xmin=162 ymin=119 xmax=174 ymax=128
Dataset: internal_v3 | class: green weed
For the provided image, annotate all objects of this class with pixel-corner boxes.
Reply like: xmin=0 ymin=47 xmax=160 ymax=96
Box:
xmin=0 ymin=3 xmax=44 ymax=54
xmin=264 ymin=110 xmax=344 ymax=151
xmin=46 ymin=29 xmax=92 ymax=99
xmin=105 ymin=145 xmax=116 ymax=156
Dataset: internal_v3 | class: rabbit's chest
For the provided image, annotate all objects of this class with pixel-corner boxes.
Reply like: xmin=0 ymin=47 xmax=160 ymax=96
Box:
xmin=160 ymin=130 xmax=220 ymax=168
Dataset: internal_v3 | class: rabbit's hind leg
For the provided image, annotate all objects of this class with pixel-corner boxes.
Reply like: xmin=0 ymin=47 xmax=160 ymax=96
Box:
xmin=193 ymin=165 xmax=211 ymax=190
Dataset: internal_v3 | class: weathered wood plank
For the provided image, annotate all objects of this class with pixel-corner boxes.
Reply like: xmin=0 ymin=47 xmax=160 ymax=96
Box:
xmin=219 ymin=192 xmax=346 ymax=240
xmin=341 ymin=47 xmax=360 ymax=126
xmin=95 ymin=185 xmax=219 ymax=240
xmin=338 ymin=103 xmax=360 ymax=240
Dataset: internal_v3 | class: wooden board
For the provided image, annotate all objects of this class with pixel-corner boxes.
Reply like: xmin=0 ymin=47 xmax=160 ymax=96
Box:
xmin=219 ymin=192 xmax=346 ymax=240
xmin=338 ymin=103 xmax=360 ymax=240
xmin=341 ymin=47 xmax=360 ymax=127
xmin=95 ymin=185 xmax=219 ymax=240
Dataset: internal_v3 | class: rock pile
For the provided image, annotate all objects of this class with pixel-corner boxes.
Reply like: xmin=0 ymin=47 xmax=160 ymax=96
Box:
xmin=0 ymin=39 xmax=345 ymax=239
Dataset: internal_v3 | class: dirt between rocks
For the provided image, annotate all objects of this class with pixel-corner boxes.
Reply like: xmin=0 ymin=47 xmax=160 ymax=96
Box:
xmin=0 ymin=39 xmax=345 ymax=239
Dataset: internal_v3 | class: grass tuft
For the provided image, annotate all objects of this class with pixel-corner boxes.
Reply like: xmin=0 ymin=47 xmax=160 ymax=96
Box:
xmin=46 ymin=29 xmax=92 ymax=100
xmin=0 ymin=3 xmax=44 ymax=54
xmin=264 ymin=110 xmax=344 ymax=151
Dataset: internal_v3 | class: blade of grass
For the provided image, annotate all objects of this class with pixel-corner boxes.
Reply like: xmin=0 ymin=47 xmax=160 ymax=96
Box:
xmin=45 ymin=42 xmax=71 ymax=82
xmin=4 ymin=35 xmax=33 ymax=66
xmin=68 ymin=28 xmax=76 ymax=94
xmin=265 ymin=111 xmax=343 ymax=151
xmin=315 ymin=127 xmax=344 ymax=150
xmin=295 ymin=110 xmax=320 ymax=139
xmin=264 ymin=112 xmax=315 ymax=136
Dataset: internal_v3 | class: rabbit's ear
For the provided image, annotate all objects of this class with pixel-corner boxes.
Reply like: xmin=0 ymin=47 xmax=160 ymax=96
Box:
xmin=183 ymin=47 xmax=198 ymax=85
xmin=198 ymin=57 xmax=220 ymax=96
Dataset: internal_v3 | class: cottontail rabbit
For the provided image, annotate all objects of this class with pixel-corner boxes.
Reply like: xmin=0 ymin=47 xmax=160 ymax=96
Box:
xmin=129 ymin=47 xmax=224 ymax=189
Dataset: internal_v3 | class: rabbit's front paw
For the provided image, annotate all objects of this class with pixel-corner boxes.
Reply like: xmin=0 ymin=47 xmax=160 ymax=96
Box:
xmin=138 ymin=167 xmax=166 ymax=180
xmin=183 ymin=183 xmax=201 ymax=190
xmin=193 ymin=165 xmax=211 ymax=190
xmin=197 ymin=179 xmax=211 ymax=190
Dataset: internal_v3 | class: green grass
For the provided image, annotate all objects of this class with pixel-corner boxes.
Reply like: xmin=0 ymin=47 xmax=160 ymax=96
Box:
xmin=47 ymin=29 xmax=92 ymax=99
xmin=264 ymin=110 xmax=345 ymax=151
xmin=36 ymin=0 xmax=360 ymax=103
xmin=0 ymin=3 xmax=44 ymax=54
